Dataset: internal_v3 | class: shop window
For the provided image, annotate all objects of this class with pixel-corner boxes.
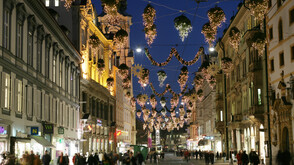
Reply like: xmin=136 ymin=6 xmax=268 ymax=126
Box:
xmin=279 ymin=51 xmax=284 ymax=67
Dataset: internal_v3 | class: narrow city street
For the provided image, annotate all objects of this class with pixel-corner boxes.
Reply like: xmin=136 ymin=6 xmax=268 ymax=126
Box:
xmin=146 ymin=153 xmax=230 ymax=165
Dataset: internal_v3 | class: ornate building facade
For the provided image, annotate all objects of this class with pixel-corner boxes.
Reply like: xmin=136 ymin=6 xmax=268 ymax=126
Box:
xmin=0 ymin=0 xmax=81 ymax=163
xmin=215 ymin=3 xmax=267 ymax=162
xmin=267 ymin=0 xmax=294 ymax=160
xmin=46 ymin=0 xmax=116 ymax=154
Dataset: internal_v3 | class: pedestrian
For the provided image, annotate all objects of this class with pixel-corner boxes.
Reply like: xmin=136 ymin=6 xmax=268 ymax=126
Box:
xmin=249 ymin=150 xmax=254 ymax=165
xmin=195 ymin=150 xmax=198 ymax=160
xmin=251 ymin=151 xmax=260 ymax=165
xmin=93 ymin=153 xmax=99 ymax=165
xmin=137 ymin=151 xmax=144 ymax=165
xmin=103 ymin=153 xmax=110 ymax=165
xmin=99 ymin=152 xmax=103 ymax=165
xmin=88 ymin=153 xmax=94 ymax=165
xmin=184 ymin=150 xmax=189 ymax=162
xmin=241 ymin=151 xmax=249 ymax=165
xmin=130 ymin=152 xmax=137 ymax=165
xmin=28 ymin=151 xmax=35 ymax=165
xmin=276 ymin=150 xmax=283 ymax=165
xmin=237 ymin=150 xmax=242 ymax=165
xmin=216 ymin=151 xmax=219 ymax=160
xmin=210 ymin=151 xmax=215 ymax=165
xmin=57 ymin=152 xmax=66 ymax=165
xmin=153 ymin=151 xmax=157 ymax=163
xmin=42 ymin=150 xmax=51 ymax=165
xmin=204 ymin=152 xmax=210 ymax=165
xmin=33 ymin=153 xmax=41 ymax=165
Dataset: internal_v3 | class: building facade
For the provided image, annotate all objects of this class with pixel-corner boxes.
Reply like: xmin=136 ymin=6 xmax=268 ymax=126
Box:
xmin=267 ymin=0 xmax=294 ymax=161
xmin=98 ymin=1 xmax=136 ymax=153
xmin=215 ymin=3 xmax=267 ymax=162
xmin=0 ymin=0 xmax=81 ymax=162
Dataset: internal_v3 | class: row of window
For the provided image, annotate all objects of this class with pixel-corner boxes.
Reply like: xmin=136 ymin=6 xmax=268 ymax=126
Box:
xmin=82 ymin=92 xmax=114 ymax=122
xmin=2 ymin=1 xmax=80 ymax=98
xmin=270 ymin=45 xmax=294 ymax=72
xmin=1 ymin=72 xmax=77 ymax=129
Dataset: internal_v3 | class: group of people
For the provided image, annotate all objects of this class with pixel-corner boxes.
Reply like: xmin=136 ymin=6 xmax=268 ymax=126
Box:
xmin=236 ymin=150 xmax=259 ymax=165
xmin=146 ymin=151 xmax=164 ymax=164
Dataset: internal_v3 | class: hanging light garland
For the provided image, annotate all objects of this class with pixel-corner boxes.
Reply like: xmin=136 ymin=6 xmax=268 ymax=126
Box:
xmin=150 ymin=94 xmax=157 ymax=109
xmin=251 ymin=32 xmax=266 ymax=56
xmin=170 ymin=95 xmax=179 ymax=109
xmin=132 ymin=64 xmax=143 ymax=78
xmin=160 ymin=97 xmax=166 ymax=107
xmin=207 ymin=6 xmax=226 ymax=29
xmin=101 ymin=0 xmax=121 ymax=25
xmin=137 ymin=94 xmax=148 ymax=107
xmin=114 ymin=29 xmax=128 ymax=49
xmin=106 ymin=77 xmax=114 ymax=92
xmin=61 ymin=0 xmax=75 ymax=10
xmin=178 ymin=66 xmax=189 ymax=91
xmin=138 ymin=68 xmax=150 ymax=88
xmin=221 ymin=57 xmax=234 ymax=76
xmin=137 ymin=110 xmax=142 ymax=118
xmin=149 ymin=83 xmax=188 ymax=97
xmin=125 ymin=91 xmax=131 ymax=100
xmin=122 ymin=76 xmax=131 ymax=89
xmin=201 ymin=22 xmax=217 ymax=48
xmin=174 ymin=14 xmax=193 ymax=42
xmin=197 ymin=89 xmax=204 ymax=101
xmin=143 ymin=4 xmax=157 ymax=46
xmin=193 ymin=74 xmax=204 ymax=90
xmin=246 ymin=0 xmax=268 ymax=24
xmin=130 ymin=97 xmax=136 ymax=108
xmin=97 ymin=59 xmax=105 ymax=74
xmin=89 ymin=34 xmax=100 ymax=49
xmin=145 ymin=47 xmax=204 ymax=66
xmin=157 ymin=70 xmax=167 ymax=87
xmin=117 ymin=63 xmax=129 ymax=79
xmin=229 ymin=27 xmax=241 ymax=52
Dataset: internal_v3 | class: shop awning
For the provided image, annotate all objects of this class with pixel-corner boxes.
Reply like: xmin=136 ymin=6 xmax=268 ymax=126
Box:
xmin=31 ymin=136 xmax=55 ymax=148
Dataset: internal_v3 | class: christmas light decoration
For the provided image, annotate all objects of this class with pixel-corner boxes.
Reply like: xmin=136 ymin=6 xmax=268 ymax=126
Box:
xmin=138 ymin=69 xmax=149 ymax=88
xmin=149 ymin=83 xmax=188 ymax=97
xmin=101 ymin=0 xmax=121 ymax=25
xmin=117 ymin=63 xmax=129 ymax=79
xmin=160 ymin=97 xmax=166 ymax=107
xmin=114 ymin=29 xmax=128 ymax=49
xmin=251 ymin=32 xmax=266 ymax=56
xmin=106 ymin=77 xmax=114 ymax=92
xmin=178 ymin=66 xmax=189 ymax=91
xmin=193 ymin=74 xmax=204 ymax=90
xmin=130 ymin=97 xmax=136 ymax=108
xmin=143 ymin=4 xmax=157 ymax=46
xmin=229 ymin=27 xmax=241 ymax=52
xmin=137 ymin=94 xmax=148 ymax=107
xmin=221 ymin=57 xmax=233 ymax=76
xmin=174 ymin=14 xmax=193 ymax=42
xmin=150 ymin=94 xmax=157 ymax=109
xmin=122 ymin=77 xmax=131 ymax=89
xmin=170 ymin=95 xmax=179 ymax=109
xmin=144 ymin=47 xmax=204 ymax=66
xmin=132 ymin=64 xmax=143 ymax=78
xmin=97 ymin=59 xmax=105 ymax=74
xmin=197 ymin=89 xmax=204 ymax=101
xmin=207 ymin=7 xmax=226 ymax=29
xmin=201 ymin=22 xmax=217 ymax=48
xmin=157 ymin=70 xmax=167 ymax=87
xmin=246 ymin=0 xmax=268 ymax=23
xmin=89 ymin=34 xmax=100 ymax=48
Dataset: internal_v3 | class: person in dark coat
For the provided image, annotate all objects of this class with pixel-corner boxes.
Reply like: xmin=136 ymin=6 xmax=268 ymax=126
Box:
xmin=204 ymin=152 xmax=210 ymax=165
xmin=57 ymin=152 xmax=66 ymax=165
xmin=210 ymin=152 xmax=215 ymax=164
xmin=93 ymin=153 xmax=99 ymax=165
xmin=282 ymin=150 xmax=292 ymax=165
xmin=153 ymin=151 xmax=157 ymax=163
xmin=88 ymin=153 xmax=94 ymax=165
xmin=42 ymin=150 xmax=51 ymax=165
xmin=241 ymin=151 xmax=249 ymax=165
xmin=249 ymin=150 xmax=254 ymax=164
xmin=251 ymin=151 xmax=260 ymax=165
xmin=137 ymin=152 xmax=144 ymax=165
xmin=130 ymin=152 xmax=137 ymax=165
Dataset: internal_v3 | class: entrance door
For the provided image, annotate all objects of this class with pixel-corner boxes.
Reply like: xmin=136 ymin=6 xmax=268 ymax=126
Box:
xmin=282 ymin=127 xmax=289 ymax=152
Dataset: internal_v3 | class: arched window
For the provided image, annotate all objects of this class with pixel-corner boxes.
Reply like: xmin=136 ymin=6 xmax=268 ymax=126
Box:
xmin=278 ymin=19 xmax=283 ymax=41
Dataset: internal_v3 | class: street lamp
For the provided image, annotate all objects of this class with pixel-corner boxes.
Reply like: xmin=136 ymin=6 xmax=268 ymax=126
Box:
xmin=136 ymin=48 xmax=142 ymax=53
xmin=209 ymin=47 xmax=215 ymax=52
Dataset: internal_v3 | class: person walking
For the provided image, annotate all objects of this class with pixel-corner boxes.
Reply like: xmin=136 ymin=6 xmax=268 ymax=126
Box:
xmin=251 ymin=151 xmax=260 ymax=165
xmin=216 ymin=152 xmax=219 ymax=160
xmin=282 ymin=150 xmax=292 ymax=165
xmin=88 ymin=153 xmax=94 ymax=165
xmin=57 ymin=152 xmax=66 ymax=165
xmin=184 ymin=150 xmax=189 ymax=162
xmin=204 ymin=152 xmax=210 ymax=165
xmin=210 ymin=151 xmax=215 ymax=165
xmin=236 ymin=150 xmax=242 ymax=165
xmin=42 ymin=150 xmax=51 ymax=165
xmin=241 ymin=151 xmax=249 ymax=165
xmin=153 ymin=151 xmax=157 ymax=164
xmin=137 ymin=152 xmax=144 ymax=165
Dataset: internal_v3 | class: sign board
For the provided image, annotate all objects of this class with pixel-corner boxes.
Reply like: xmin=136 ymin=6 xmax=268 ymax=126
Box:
xmin=31 ymin=127 xmax=39 ymax=135
xmin=58 ymin=127 xmax=64 ymax=134
xmin=155 ymin=130 xmax=160 ymax=145
xmin=43 ymin=124 xmax=54 ymax=134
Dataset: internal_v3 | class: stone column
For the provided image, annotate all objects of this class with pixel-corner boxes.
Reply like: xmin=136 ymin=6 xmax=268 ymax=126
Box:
xmin=236 ymin=128 xmax=241 ymax=151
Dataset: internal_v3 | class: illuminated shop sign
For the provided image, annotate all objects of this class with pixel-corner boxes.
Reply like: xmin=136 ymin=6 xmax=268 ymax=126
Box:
xmin=97 ymin=119 xmax=102 ymax=126
xmin=31 ymin=127 xmax=39 ymax=135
